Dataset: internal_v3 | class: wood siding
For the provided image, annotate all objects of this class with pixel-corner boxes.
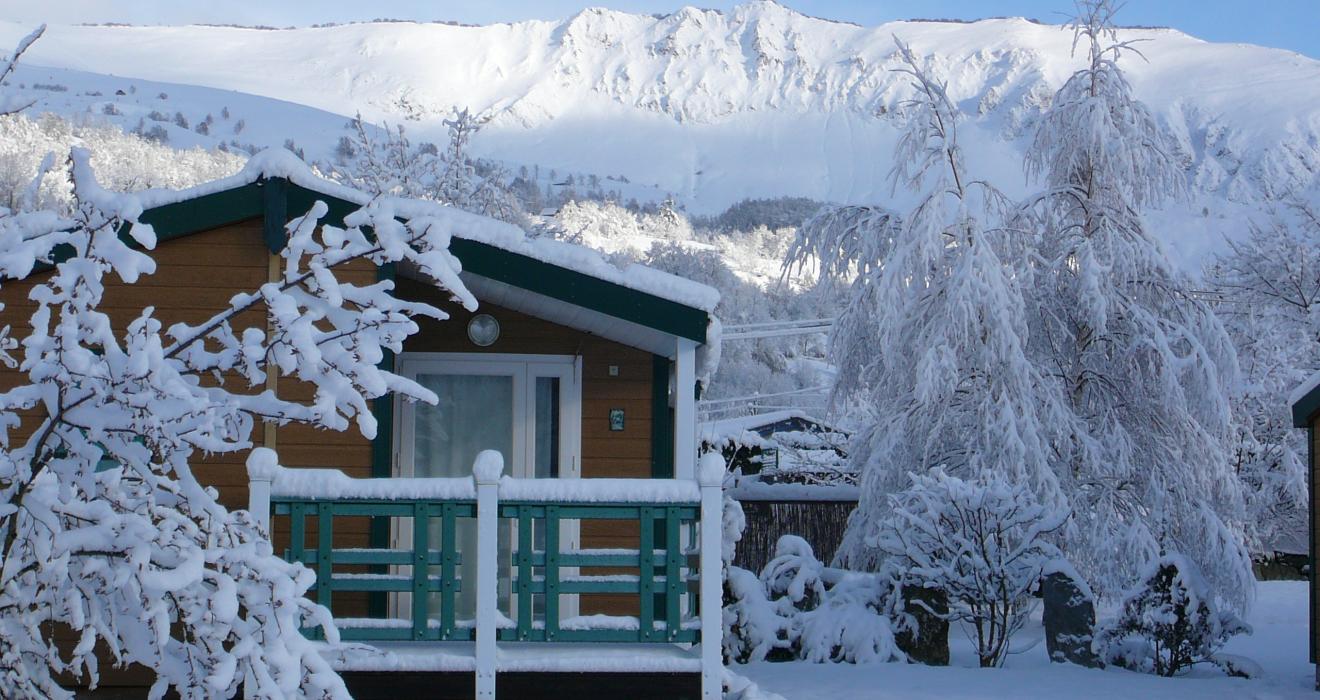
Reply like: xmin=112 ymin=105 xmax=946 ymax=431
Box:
xmin=1311 ymin=421 xmax=1318 ymax=679
xmin=1 ymin=218 xmax=667 ymax=624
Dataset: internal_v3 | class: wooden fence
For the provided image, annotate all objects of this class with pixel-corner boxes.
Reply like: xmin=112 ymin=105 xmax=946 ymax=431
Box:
xmin=732 ymin=498 xmax=857 ymax=574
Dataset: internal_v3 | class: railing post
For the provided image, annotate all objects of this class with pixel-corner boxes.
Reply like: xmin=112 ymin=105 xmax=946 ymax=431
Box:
xmin=697 ymin=452 xmax=724 ymax=700
xmin=243 ymin=448 xmax=278 ymax=700
xmin=246 ymin=447 xmax=278 ymax=534
xmin=473 ymin=450 xmax=504 ymax=700
xmin=673 ymin=337 xmax=698 ymax=480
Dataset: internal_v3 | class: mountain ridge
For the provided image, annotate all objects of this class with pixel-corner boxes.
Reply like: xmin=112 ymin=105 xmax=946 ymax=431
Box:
xmin=3 ymin=2 xmax=1318 ymax=268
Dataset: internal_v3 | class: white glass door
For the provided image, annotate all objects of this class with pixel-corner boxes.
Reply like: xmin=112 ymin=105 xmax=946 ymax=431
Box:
xmin=394 ymin=353 xmax=581 ymax=624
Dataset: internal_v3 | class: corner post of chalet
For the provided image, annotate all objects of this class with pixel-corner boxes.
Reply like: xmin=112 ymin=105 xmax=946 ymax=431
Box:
xmin=674 ymin=338 xmax=699 ymax=480
xmin=697 ymin=452 xmax=724 ymax=699
xmin=473 ymin=450 xmax=505 ymax=699
xmin=1291 ymin=375 xmax=1320 ymax=690
xmin=245 ymin=447 xmax=278 ymax=534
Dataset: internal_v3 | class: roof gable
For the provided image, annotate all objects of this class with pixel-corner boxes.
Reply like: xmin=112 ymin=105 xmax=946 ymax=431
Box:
xmin=122 ymin=151 xmax=717 ymax=345
xmin=1293 ymin=370 xmax=1320 ymax=428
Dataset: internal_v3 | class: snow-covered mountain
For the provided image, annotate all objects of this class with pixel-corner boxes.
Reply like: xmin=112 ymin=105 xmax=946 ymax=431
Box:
xmin=4 ymin=1 xmax=1320 ymax=268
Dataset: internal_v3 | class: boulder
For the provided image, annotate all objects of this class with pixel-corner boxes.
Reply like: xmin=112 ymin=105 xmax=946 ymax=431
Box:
xmin=1041 ymin=566 xmax=1102 ymax=668
xmin=896 ymin=584 xmax=949 ymax=666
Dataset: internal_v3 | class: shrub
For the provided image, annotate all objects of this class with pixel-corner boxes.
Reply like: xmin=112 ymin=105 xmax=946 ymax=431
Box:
xmin=1095 ymin=554 xmax=1251 ymax=676
xmin=875 ymin=470 xmax=1067 ymax=667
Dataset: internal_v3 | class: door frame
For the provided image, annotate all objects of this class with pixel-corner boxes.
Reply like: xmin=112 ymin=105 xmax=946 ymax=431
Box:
xmin=393 ymin=352 xmax=582 ymax=480
xmin=390 ymin=351 xmax=584 ymax=623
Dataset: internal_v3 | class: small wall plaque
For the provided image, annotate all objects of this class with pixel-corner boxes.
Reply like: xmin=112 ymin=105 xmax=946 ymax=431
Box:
xmin=609 ymin=408 xmax=625 ymax=431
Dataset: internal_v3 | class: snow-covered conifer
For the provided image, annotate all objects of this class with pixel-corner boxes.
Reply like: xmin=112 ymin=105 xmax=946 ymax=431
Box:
xmin=1022 ymin=0 xmax=1250 ymax=606
xmin=1095 ymin=554 xmax=1250 ymax=676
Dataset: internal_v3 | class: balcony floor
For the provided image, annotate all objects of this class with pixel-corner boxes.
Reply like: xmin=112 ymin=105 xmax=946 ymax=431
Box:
xmin=327 ymin=641 xmax=703 ymax=700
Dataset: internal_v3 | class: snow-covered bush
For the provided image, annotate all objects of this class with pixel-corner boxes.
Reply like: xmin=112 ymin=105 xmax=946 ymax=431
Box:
xmin=0 ymin=148 xmax=476 ymax=698
xmin=1095 ymin=555 xmax=1251 ymax=677
xmin=725 ymin=534 xmax=902 ymax=665
xmin=875 ymin=470 xmax=1067 ymax=667
xmin=723 ymin=565 xmax=789 ymax=664
xmin=762 ymin=535 xmax=826 ymax=615
xmin=794 ymin=572 xmax=902 ymax=664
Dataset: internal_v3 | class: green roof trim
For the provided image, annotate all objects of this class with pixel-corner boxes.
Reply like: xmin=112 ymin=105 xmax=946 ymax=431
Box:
xmin=447 ymin=237 xmax=709 ymax=342
xmin=261 ymin=177 xmax=288 ymax=252
xmin=1294 ymin=381 xmax=1320 ymax=428
xmin=117 ymin=178 xmax=710 ymax=343
xmin=139 ymin=181 xmax=264 ymax=241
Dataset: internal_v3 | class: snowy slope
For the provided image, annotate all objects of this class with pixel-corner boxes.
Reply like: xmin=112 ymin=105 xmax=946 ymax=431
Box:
xmin=4 ymin=2 xmax=1319 ymax=267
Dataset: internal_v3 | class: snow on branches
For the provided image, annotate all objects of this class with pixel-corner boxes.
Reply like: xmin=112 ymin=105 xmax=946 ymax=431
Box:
xmin=825 ymin=39 xmax=1072 ymax=573
xmin=0 ymin=26 xmax=45 ymax=117
xmin=1205 ymin=206 xmax=1320 ymax=556
xmin=1022 ymin=0 xmax=1251 ymax=607
xmin=0 ymin=148 xmax=475 ymax=698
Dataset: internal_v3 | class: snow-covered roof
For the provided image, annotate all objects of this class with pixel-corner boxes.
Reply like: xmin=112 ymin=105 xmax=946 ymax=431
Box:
xmin=133 ymin=149 xmax=720 ymax=314
xmin=1291 ymin=369 xmax=1320 ymax=427
xmin=703 ymin=409 xmax=840 ymax=438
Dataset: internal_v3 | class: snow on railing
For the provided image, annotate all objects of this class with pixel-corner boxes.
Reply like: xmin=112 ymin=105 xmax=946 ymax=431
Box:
xmin=245 ymin=448 xmax=725 ymax=700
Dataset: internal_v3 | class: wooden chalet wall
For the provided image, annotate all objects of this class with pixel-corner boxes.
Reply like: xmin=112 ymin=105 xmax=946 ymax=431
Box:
xmin=1311 ymin=415 xmax=1319 ymax=682
xmin=0 ymin=216 xmax=668 ymax=625
xmin=0 ymin=219 xmax=271 ymax=505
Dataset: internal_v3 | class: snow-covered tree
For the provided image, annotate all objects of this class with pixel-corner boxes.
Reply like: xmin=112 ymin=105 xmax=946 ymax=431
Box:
xmin=1095 ymin=554 xmax=1250 ymax=677
xmin=328 ymin=109 xmax=522 ymax=225
xmin=0 ymin=148 xmax=477 ymax=698
xmin=332 ymin=114 xmax=436 ymax=200
xmin=1022 ymin=0 xmax=1250 ymax=606
xmin=1205 ymin=207 xmax=1320 ymax=556
xmin=875 ymin=470 xmax=1066 ymax=668
xmin=808 ymin=40 xmax=1070 ymax=571
xmin=436 ymin=108 xmax=481 ymax=208
xmin=0 ymin=112 xmax=244 ymax=212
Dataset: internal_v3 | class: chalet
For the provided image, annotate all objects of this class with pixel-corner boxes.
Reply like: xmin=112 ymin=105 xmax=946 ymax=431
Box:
xmin=0 ymin=154 xmax=725 ymax=699
xmin=1292 ymin=373 xmax=1320 ymax=690
xmin=702 ymin=409 xmax=856 ymax=576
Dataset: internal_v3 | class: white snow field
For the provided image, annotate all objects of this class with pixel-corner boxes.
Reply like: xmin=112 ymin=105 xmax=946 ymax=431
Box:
xmin=736 ymin=580 xmax=1313 ymax=699
xmin=5 ymin=2 xmax=1320 ymax=270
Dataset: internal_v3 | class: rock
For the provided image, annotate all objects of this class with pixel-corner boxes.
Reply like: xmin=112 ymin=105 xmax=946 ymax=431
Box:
xmin=896 ymin=584 xmax=949 ymax=666
xmin=1041 ymin=568 xmax=1102 ymax=668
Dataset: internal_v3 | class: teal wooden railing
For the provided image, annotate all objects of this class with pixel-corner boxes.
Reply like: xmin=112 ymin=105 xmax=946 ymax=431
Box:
xmin=253 ymin=460 xmax=704 ymax=645
xmin=247 ymin=448 xmax=726 ymax=700
xmin=272 ymin=498 xmax=478 ymax=642
xmin=496 ymin=501 xmax=699 ymax=644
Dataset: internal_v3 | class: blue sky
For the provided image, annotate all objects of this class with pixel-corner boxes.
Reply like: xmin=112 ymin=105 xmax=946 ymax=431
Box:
xmin=3 ymin=1 xmax=1317 ymax=58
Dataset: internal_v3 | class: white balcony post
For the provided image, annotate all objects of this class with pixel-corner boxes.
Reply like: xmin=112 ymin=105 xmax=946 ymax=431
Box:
xmin=473 ymin=450 xmax=504 ymax=700
xmin=673 ymin=337 xmax=698 ymax=480
xmin=697 ymin=452 xmax=724 ymax=700
xmin=245 ymin=447 xmax=278 ymax=534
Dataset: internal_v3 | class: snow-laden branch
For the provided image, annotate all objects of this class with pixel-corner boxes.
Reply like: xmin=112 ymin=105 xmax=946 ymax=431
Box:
xmin=0 ymin=147 xmax=475 ymax=698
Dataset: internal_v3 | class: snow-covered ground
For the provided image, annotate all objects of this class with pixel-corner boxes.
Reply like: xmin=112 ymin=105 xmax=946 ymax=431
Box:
xmin=737 ymin=581 xmax=1313 ymax=699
